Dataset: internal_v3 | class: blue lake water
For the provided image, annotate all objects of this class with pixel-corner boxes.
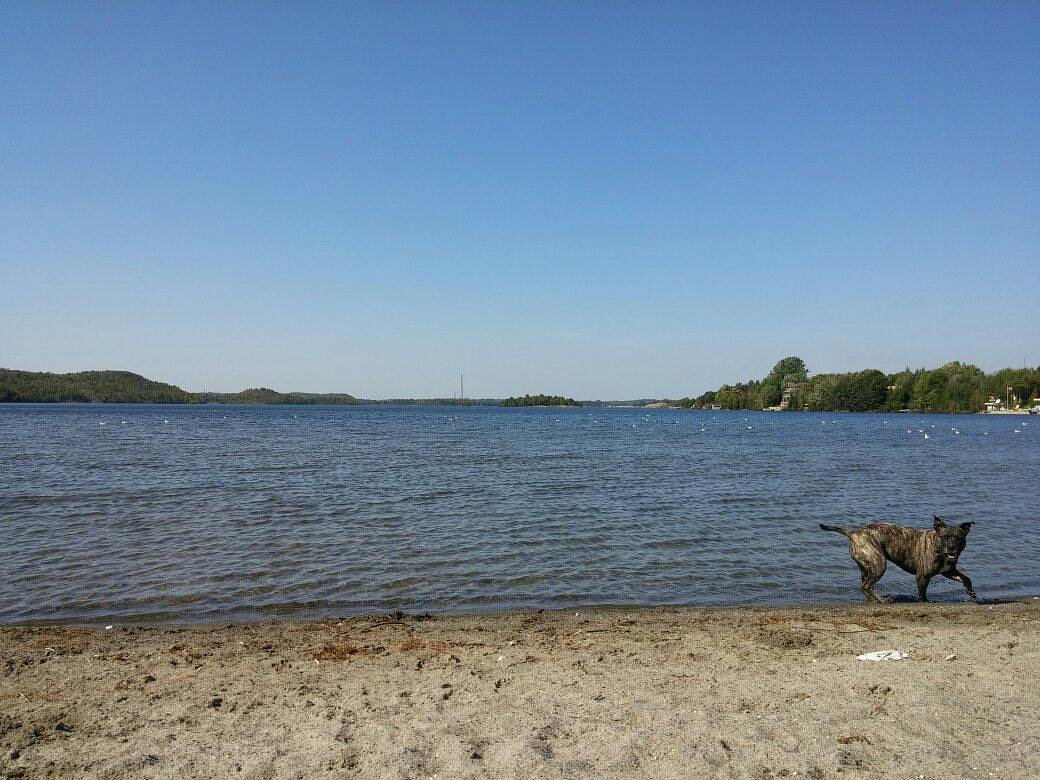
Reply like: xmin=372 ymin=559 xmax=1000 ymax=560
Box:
xmin=1 ymin=404 xmax=1038 ymax=624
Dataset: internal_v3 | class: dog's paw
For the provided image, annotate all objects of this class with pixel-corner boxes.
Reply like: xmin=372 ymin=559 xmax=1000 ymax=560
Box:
xmin=968 ymin=590 xmax=979 ymax=600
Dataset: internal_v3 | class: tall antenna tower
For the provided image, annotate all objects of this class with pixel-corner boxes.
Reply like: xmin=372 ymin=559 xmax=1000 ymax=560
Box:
xmin=460 ymin=372 xmax=464 ymax=401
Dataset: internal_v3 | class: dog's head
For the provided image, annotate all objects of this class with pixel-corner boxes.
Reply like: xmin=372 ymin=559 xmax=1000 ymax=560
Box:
xmin=933 ymin=515 xmax=973 ymax=565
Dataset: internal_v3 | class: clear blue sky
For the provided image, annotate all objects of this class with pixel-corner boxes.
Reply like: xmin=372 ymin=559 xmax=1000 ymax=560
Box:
xmin=2 ymin=2 xmax=1037 ymax=399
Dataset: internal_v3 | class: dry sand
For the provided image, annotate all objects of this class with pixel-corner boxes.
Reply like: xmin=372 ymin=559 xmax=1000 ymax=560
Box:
xmin=2 ymin=601 xmax=1038 ymax=779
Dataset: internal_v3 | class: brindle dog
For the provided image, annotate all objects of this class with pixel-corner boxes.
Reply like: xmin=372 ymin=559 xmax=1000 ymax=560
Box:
xmin=820 ymin=516 xmax=977 ymax=603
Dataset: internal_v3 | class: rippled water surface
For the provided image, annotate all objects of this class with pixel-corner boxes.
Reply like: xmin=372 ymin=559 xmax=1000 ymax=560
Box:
xmin=1 ymin=404 xmax=1038 ymax=623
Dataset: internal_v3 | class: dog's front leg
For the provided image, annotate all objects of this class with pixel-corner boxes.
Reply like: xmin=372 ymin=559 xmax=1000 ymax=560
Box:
xmin=944 ymin=568 xmax=978 ymax=600
xmin=916 ymin=574 xmax=932 ymax=603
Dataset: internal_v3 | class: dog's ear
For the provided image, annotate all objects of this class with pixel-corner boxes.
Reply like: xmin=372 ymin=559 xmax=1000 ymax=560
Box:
xmin=933 ymin=515 xmax=947 ymax=530
xmin=960 ymin=521 xmax=974 ymax=532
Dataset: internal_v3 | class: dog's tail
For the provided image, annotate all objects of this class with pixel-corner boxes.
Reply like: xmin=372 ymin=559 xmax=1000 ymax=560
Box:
xmin=819 ymin=523 xmax=852 ymax=537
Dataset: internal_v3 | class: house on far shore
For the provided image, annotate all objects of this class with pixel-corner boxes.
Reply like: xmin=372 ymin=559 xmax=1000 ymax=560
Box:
xmin=984 ymin=397 xmax=1004 ymax=413
xmin=779 ymin=381 xmax=804 ymax=411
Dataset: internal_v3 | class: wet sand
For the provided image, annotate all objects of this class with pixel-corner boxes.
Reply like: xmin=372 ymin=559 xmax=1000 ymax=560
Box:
xmin=2 ymin=601 xmax=1038 ymax=779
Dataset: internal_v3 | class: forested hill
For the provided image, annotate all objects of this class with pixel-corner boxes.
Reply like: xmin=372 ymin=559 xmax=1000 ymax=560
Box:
xmin=0 ymin=369 xmax=357 ymax=405
xmin=0 ymin=369 xmax=192 ymax=404
xmin=192 ymin=389 xmax=359 ymax=405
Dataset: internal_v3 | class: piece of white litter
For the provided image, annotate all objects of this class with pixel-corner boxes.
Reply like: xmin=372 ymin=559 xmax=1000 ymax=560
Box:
xmin=496 ymin=656 xmax=505 ymax=663
xmin=944 ymin=654 xmax=957 ymax=661
xmin=104 ymin=625 xmax=113 ymax=630
xmin=857 ymin=650 xmax=907 ymax=661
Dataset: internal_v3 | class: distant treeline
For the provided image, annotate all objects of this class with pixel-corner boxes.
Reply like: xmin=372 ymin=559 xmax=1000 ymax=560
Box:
xmin=193 ymin=389 xmax=360 ymax=405
xmin=0 ymin=369 xmax=362 ymax=405
xmin=0 ymin=368 xmax=537 ymax=407
xmin=6 ymin=362 xmax=1038 ymax=412
xmin=0 ymin=368 xmax=551 ymax=406
xmin=667 ymin=356 xmax=1040 ymax=413
xmin=499 ymin=394 xmax=582 ymax=407
xmin=366 ymin=398 xmax=499 ymax=406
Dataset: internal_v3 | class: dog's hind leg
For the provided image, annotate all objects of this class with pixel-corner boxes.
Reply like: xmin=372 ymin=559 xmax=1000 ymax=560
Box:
xmin=851 ymin=543 xmax=889 ymax=603
xmin=943 ymin=568 xmax=978 ymax=600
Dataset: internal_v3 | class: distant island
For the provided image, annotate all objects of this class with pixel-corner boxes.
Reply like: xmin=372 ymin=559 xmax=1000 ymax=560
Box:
xmin=499 ymin=394 xmax=582 ymax=408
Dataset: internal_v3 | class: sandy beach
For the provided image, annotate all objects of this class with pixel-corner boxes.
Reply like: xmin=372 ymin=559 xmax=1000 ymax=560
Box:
xmin=2 ymin=601 xmax=1038 ymax=779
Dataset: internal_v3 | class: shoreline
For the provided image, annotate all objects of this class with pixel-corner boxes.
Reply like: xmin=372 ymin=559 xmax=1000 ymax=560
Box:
xmin=3 ymin=601 xmax=1038 ymax=778
xmin=3 ymin=593 xmax=1033 ymax=630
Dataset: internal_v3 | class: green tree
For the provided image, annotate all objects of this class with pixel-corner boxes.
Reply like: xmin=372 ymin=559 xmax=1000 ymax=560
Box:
xmin=771 ymin=357 xmax=807 ymax=381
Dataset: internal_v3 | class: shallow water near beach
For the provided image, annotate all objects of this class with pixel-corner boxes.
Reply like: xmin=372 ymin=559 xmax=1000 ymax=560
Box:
xmin=1 ymin=404 xmax=1038 ymax=624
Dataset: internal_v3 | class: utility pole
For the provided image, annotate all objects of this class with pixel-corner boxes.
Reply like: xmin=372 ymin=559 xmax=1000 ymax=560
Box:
xmin=460 ymin=372 xmax=464 ymax=402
